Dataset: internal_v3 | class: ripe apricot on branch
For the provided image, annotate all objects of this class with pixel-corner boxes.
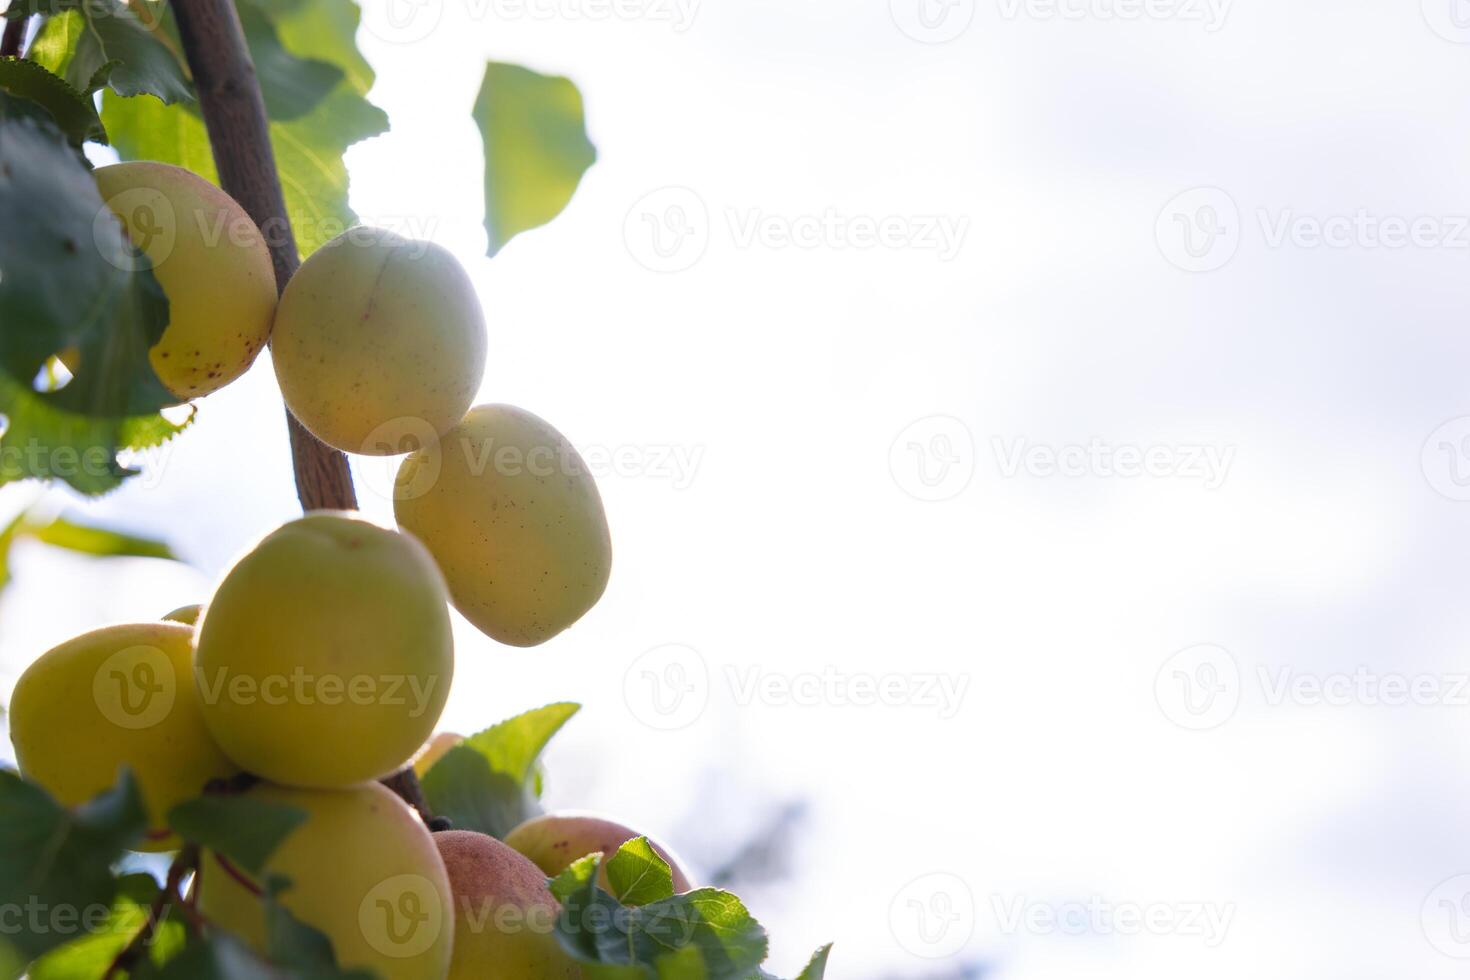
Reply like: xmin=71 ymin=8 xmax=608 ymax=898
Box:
xmin=198 ymin=782 xmax=454 ymax=980
xmin=505 ymin=812 xmax=694 ymax=893
xmin=394 ymin=404 xmax=611 ymax=646
xmin=434 ymin=830 xmax=581 ymax=979
xmin=8 ymin=622 xmax=238 ymax=852
xmin=271 ymin=227 xmax=487 ymax=455
xmin=162 ymin=604 xmax=201 ymax=625
xmin=194 ymin=512 xmax=454 ymax=787
xmin=93 ymin=161 xmax=276 ymax=400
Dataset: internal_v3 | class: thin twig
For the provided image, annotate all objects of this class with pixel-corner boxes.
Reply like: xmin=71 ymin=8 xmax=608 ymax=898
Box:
xmin=102 ymin=845 xmax=199 ymax=979
xmin=167 ymin=0 xmax=434 ymax=820
xmin=1 ymin=16 xmax=28 ymax=58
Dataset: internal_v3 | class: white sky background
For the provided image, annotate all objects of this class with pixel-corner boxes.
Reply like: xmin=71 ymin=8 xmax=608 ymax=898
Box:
xmin=9 ymin=0 xmax=1470 ymax=976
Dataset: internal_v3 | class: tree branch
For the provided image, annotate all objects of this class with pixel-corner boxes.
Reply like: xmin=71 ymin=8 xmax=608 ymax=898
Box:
xmin=169 ymin=0 xmax=435 ymax=822
xmin=168 ymin=0 xmax=357 ymax=513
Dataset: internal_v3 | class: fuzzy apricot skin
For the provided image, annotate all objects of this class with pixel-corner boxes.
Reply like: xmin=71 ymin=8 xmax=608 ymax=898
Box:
xmin=94 ymin=161 xmax=276 ymax=400
xmin=271 ymin=227 xmax=487 ymax=456
xmin=394 ymin=404 xmax=611 ymax=647
xmin=434 ymin=830 xmax=582 ymax=980
xmin=503 ymin=812 xmax=694 ymax=894
xmin=198 ymin=782 xmax=455 ymax=980
xmin=8 ymin=622 xmax=239 ymax=851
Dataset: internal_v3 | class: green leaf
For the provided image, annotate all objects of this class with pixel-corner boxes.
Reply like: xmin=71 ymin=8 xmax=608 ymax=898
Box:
xmin=234 ymin=1 xmax=340 ymax=122
xmin=791 ymin=945 xmax=831 ymax=980
xmin=0 ymin=115 xmax=174 ymax=417
xmin=27 ymin=872 xmax=160 ymax=980
xmin=474 ymin=61 xmax=596 ymax=257
xmin=101 ymin=0 xmax=388 ymax=258
xmin=167 ymin=796 xmax=306 ymax=877
xmin=554 ymin=853 xmax=770 ymax=980
xmin=0 ymin=115 xmax=190 ymax=494
xmin=259 ymin=875 xmax=377 ymax=979
xmin=135 ymin=933 xmax=278 ymax=979
xmin=26 ymin=513 xmax=175 ymax=560
xmin=421 ymin=702 xmax=579 ymax=838
xmin=606 ymin=837 xmax=675 ymax=907
xmin=29 ymin=0 xmax=192 ymax=103
xmin=0 ymin=57 xmax=105 ymax=144
xmin=0 ymin=768 xmax=147 ymax=959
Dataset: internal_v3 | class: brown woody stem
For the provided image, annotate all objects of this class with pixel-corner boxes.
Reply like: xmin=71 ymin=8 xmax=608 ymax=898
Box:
xmin=168 ymin=0 xmax=434 ymax=822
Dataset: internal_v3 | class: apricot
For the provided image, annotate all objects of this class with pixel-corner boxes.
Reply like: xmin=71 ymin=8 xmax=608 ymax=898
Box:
xmin=394 ymin=405 xmax=611 ymax=646
xmin=7 ymin=622 xmax=238 ymax=851
xmin=93 ymin=162 xmax=276 ymax=399
xmin=161 ymin=604 xmax=201 ymax=626
xmin=194 ymin=512 xmax=453 ymax=787
xmin=503 ymin=812 xmax=693 ymax=894
xmin=271 ymin=227 xmax=486 ymax=456
xmin=434 ymin=830 xmax=580 ymax=979
xmin=197 ymin=782 xmax=453 ymax=980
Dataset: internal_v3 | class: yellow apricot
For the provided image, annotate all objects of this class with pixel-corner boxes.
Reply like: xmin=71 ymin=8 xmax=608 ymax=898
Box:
xmin=434 ymin=830 xmax=580 ymax=980
xmin=161 ymin=604 xmax=201 ymax=626
xmin=394 ymin=405 xmax=611 ymax=647
xmin=93 ymin=162 xmax=276 ymax=399
xmin=271 ymin=227 xmax=487 ymax=456
xmin=194 ymin=512 xmax=454 ymax=787
xmin=504 ymin=812 xmax=694 ymax=894
xmin=197 ymin=782 xmax=454 ymax=980
xmin=7 ymin=622 xmax=238 ymax=851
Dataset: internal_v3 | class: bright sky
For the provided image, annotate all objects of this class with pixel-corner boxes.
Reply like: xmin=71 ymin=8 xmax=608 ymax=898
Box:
xmin=7 ymin=0 xmax=1470 ymax=977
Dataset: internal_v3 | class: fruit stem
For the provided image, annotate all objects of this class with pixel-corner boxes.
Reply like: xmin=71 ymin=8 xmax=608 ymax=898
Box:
xmin=167 ymin=0 xmax=357 ymax=514
xmin=169 ymin=0 xmax=436 ymax=823
xmin=0 ymin=16 xmax=26 ymax=57
xmin=102 ymin=844 xmax=200 ymax=979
